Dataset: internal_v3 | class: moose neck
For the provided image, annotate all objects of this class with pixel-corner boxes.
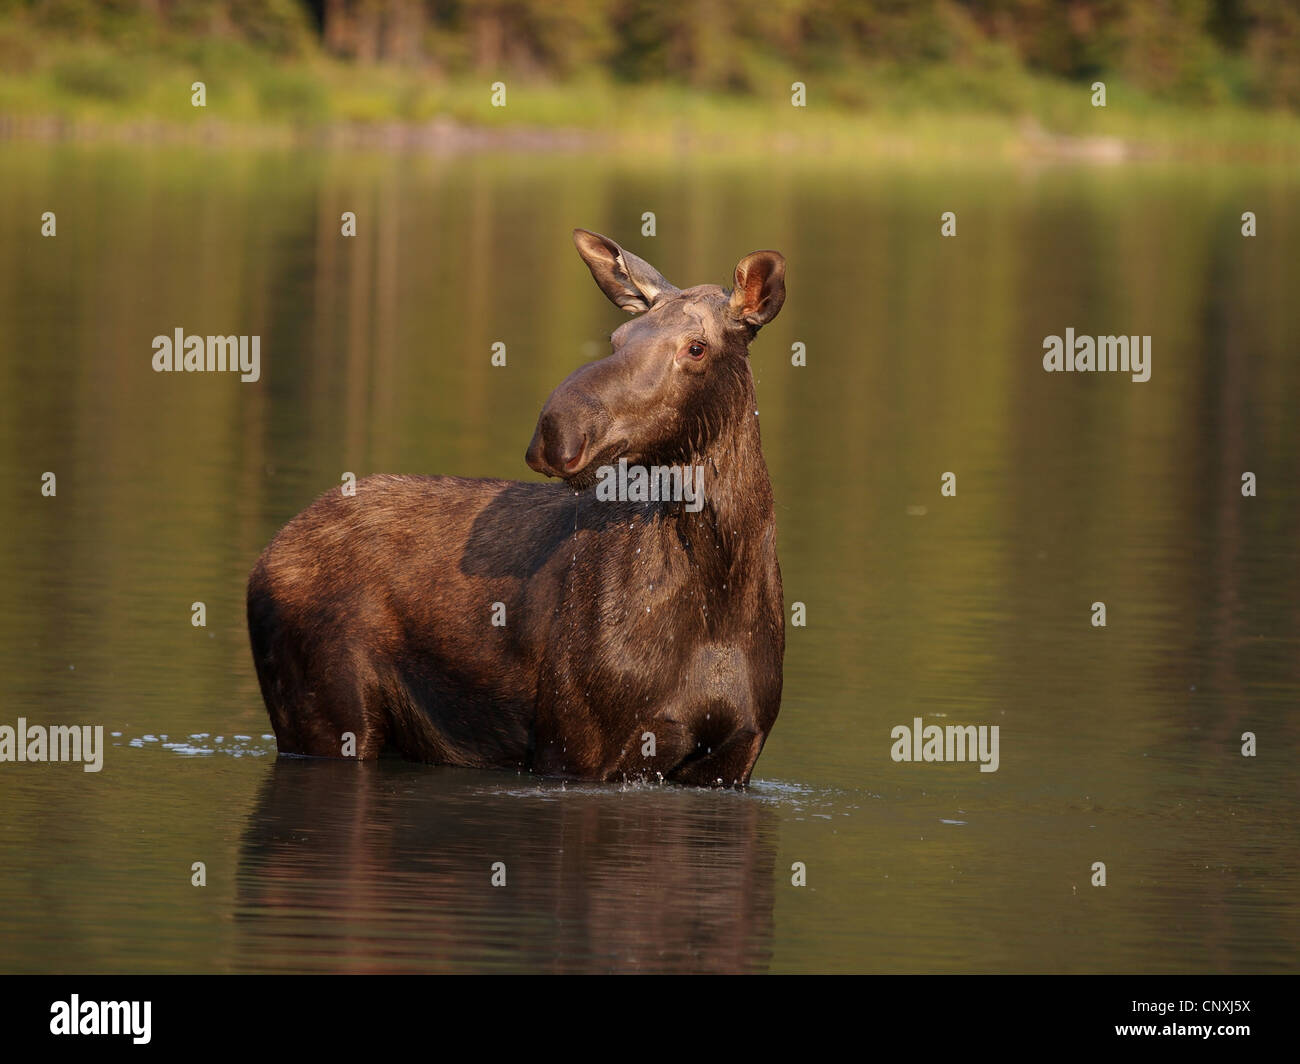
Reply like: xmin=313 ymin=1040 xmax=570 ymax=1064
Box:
xmin=677 ymin=370 xmax=776 ymax=573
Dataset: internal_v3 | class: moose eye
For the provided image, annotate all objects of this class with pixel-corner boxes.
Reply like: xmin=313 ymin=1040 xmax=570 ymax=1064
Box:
xmin=687 ymin=341 xmax=707 ymax=359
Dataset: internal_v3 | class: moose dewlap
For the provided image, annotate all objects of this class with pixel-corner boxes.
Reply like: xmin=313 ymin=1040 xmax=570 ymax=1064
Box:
xmin=247 ymin=229 xmax=786 ymax=787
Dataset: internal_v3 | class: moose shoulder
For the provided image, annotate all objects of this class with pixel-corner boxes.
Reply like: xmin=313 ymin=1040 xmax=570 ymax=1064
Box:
xmin=247 ymin=229 xmax=786 ymax=787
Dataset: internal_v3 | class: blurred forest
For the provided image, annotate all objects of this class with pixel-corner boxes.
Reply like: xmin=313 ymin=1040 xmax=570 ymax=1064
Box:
xmin=3 ymin=0 xmax=1298 ymax=108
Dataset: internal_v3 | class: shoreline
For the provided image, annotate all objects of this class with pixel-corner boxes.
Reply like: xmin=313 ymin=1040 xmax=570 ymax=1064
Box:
xmin=2 ymin=111 xmax=1297 ymax=164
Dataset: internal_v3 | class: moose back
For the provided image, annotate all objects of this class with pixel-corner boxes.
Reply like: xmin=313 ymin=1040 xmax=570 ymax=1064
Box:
xmin=247 ymin=229 xmax=786 ymax=786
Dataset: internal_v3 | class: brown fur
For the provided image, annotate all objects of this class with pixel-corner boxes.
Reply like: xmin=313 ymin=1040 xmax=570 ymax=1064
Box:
xmin=247 ymin=229 xmax=786 ymax=786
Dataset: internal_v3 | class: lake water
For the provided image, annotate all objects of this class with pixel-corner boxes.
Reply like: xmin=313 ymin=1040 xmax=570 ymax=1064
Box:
xmin=0 ymin=142 xmax=1296 ymax=973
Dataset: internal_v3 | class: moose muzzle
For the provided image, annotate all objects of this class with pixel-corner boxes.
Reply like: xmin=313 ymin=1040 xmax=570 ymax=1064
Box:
xmin=526 ymin=380 xmax=611 ymax=480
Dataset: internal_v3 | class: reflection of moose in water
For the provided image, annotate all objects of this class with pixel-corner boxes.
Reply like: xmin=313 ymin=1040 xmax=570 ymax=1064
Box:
xmin=247 ymin=229 xmax=787 ymax=786
xmin=236 ymin=760 xmax=778 ymax=973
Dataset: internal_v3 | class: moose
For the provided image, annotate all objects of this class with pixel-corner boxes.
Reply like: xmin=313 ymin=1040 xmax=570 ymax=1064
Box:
xmin=247 ymin=229 xmax=786 ymax=786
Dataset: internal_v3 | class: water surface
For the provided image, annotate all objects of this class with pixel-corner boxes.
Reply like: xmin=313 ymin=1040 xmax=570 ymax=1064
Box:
xmin=0 ymin=143 xmax=1296 ymax=972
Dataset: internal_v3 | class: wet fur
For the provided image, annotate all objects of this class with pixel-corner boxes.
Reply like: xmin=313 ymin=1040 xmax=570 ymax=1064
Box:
xmin=248 ymin=233 xmax=785 ymax=786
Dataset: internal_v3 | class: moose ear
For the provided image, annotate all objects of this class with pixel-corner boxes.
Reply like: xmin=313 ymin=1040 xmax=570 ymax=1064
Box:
xmin=573 ymin=229 xmax=680 ymax=314
xmin=729 ymin=250 xmax=785 ymax=328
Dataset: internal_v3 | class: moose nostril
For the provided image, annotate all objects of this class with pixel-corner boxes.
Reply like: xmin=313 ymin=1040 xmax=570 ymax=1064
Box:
xmin=561 ymin=435 xmax=588 ymax=472
xmin=532 ymin=394 xmax=604 ymax=478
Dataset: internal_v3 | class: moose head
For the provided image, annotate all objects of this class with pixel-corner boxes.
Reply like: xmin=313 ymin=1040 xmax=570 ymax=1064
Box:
xmin=526 ymin=229 xmax=786 ymax=488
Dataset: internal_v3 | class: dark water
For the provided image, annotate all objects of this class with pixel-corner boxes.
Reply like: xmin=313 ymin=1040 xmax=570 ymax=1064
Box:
xmin=0 ymin=143 xmax=1296 ymax=972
